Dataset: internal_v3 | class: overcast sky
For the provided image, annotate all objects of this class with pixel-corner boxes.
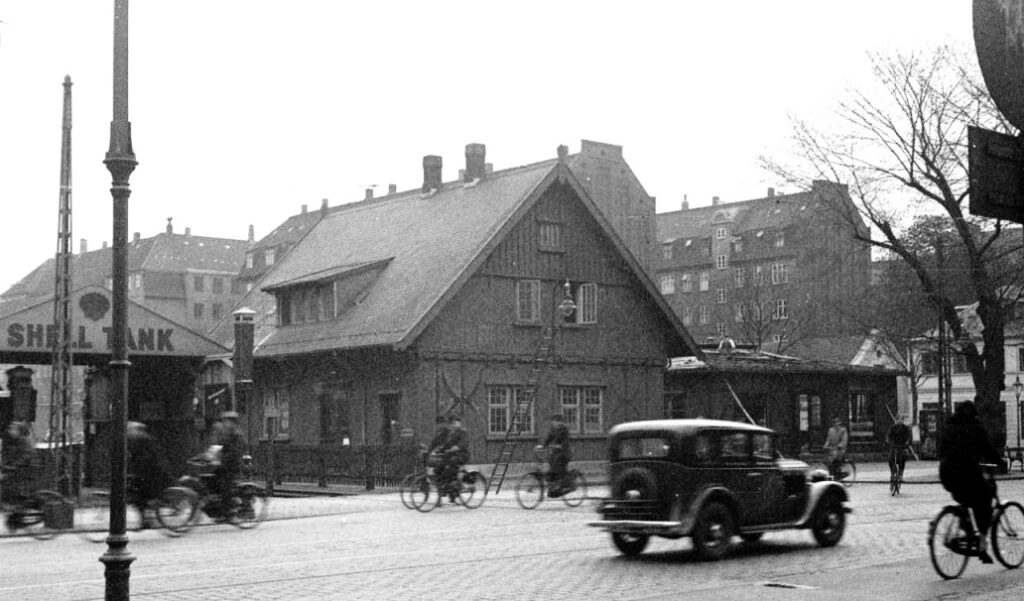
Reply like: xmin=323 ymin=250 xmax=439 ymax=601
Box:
xmin=0 ymin=1 xmax=975 ymax=294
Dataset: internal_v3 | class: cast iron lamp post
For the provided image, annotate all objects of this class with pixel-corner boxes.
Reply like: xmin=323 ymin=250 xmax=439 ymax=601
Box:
xmin=1014 ymin=375 xmax=1023 ymax=463
xmin=99 ymin=1 xmax=136 ymax=599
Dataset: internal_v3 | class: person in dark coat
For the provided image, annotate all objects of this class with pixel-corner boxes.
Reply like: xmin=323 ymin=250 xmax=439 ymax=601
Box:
xmin=438 ymin=415 xmax=468 ymax=500
xmin=537 ymin=413 xmax=572 ymax=497
xmin=1 ymin=421 xmax=37 ymax=531
xmin=428 ymin=415 xmax=450 ymax=456
xmin=127 ymin=421 xmax=172 ymax=527
xmin=939 ymin=399 xmax=1002 ymax=563
xmin=211 ymin=411 xmax=246 ymax=515
xmin=886 ymin=414 xmax=913 ymax=482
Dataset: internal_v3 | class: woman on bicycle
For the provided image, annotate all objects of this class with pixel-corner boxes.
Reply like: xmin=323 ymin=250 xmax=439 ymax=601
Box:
xmin=939 ymin=399 xmax=1002 ymax=563
xmin=886 ymin=414 xmax=912 ymax=483
xmin=537 ymin=413 xmax=572 ymax=498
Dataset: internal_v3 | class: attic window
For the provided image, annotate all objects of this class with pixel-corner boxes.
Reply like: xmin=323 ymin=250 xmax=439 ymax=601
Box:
xmin=538 ymin=221 xmax=563 ymax=252
xmin=684 ymin=239 xmax=692 ymax=247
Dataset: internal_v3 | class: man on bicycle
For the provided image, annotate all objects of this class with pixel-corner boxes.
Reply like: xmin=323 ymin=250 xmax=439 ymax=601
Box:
xmin=886 ymin=413 xmax=912 ymax=482
xmin=537 ymin=413 xmax=572 ymax=497
xmin=823 ymin=417 xmax=848 ymax=480
xmin=437 ymin=415 xmax=468 ymax=501
xmin=939 ymin=399 xmax=1002 ymax=563
xmin=1 ymin=421 xmax=37 ymax=531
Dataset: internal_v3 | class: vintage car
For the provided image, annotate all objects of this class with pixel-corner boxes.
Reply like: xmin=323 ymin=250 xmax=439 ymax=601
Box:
xmin=588 ymin=419 xmax=851 ymax=560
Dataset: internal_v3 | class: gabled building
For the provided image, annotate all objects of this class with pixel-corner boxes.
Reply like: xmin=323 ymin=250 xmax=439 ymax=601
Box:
xmin=211 ymin=143 xmax=698 ymax=472
xmin=655 ymin=181 xmax=871 ymax=348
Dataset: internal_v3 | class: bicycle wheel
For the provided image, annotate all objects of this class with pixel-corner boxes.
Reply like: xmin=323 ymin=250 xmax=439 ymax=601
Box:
xmin=562 ymin=470 xmax=587 ymax=507
xmin=410 ymin=474 xmax=439 ymax=513
xmin=514 ymin=472 xmax=544 ymax=509
xmin=837 ymin=459 xmax=856 ymax=488
xmin=929 ymin=506 xmax=970 ymax=579
xmin=457 ymin=471 xmax=488 ymax=509
xmin=22 ymin=490 xmax=67 ymax=540
xmin=991 ymin=501 xmax=1024 ymax=569
xmin=230 ymin=483 xmax=269 ymax=529
xmin=889 ymin=474 xmax=901 ymax=496
xmin=156 ymin=486 xmax=198 ymax=535
xmin=78 ymin=504 xmax=112 ymax=543
xmin=398 ymin=473 xmax=419 ymax=510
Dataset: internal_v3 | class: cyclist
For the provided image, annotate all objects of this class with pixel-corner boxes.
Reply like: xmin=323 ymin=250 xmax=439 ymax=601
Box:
xmin=536 ymin=413 xmax=572 ymax=497
xmin=886 ymin=413 xmax=912 ymax=483
xmin=823 ymin=416 xmax=848 ymax=480
xmin=210 ymin=410 xmax=246 ymax=518
xmin=437 ymin=415 xmax=468 ymax=502
xmin=1 ymin=421 xmax=37 ymax=531
xmin=127 ymin=421 xmax=171 ymax=528
xmin=939 ymin=399 xmax=1002 ymax=564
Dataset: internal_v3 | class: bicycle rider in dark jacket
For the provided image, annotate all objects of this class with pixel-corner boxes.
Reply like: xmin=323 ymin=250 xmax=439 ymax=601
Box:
xmin=939 ymin=399 xmax=1002 ymax=563
xmin=537 ymin=413 xmax=572 ymax=497
xmin=438 ymin=415 xmax=468 ymax=500
xmin=211 ymin=411 xmax=245 ymax=515
xmin=886 ymin=414 xmax=912 ymax=482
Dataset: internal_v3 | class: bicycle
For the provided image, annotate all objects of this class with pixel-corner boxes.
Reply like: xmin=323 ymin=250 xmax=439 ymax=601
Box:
xmin=514 ymin=447 xmax=587 ymax=510
xmin=78 ymin=481 xmax=195 ymax=542
xmin=928 ymin=463 xmax=1024 ymax=579
xmin=815 ymin=453 xmax=856 ymax=488
xmin=407 ymin=452 xmax=488 ymax=512
xmin=399 ymin=447 xmax=430 ymax=510
xmin=887 ymin=446 xmax=908 ymax=496
xmin=1 ymin=488 xmax=71 ymax=540
xmin=166 ymin=456 xmax=270 ymax=532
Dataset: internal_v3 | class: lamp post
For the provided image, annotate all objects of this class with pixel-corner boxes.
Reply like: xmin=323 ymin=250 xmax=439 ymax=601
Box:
xmin=99 ymin=1 xmax=136 ymax=599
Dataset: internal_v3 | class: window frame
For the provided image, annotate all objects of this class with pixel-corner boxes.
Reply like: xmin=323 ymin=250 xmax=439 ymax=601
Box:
xmin=516 ymin=279 xmax=541 ymax=323
xmin=559 ymin=386 xmax=604 ymax=435
xmin=716 ymin=254 xmax=728 ymax=270
xmin=699 ymin=272 xmax=709 ymax=291
xmin=538 ymin=220 xmax=563 ymax=251
xmin=487 ymin=385 xmax=534 ymax=436
xmin=771 ymin=263 xmax=788 ymax=284
xmin=660 ymin=275 xmax=676 ymax=295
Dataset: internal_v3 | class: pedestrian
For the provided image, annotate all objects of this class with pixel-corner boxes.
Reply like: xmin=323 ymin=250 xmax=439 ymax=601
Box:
xmin=127 ymin=421 xmax=171 ymax=527
xmin=1 ymin=421 xmax=37 ymax=531
xmin=537 ymin=413 xmax=572 ymax=497
xmin=939 ymin=399 xmax=1002 ymax=563
xmin=210 ymin=410 xmax=245 ymax=516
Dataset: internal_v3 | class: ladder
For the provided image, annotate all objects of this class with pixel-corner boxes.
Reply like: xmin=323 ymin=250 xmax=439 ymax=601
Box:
xmin=489 ymin=324 xmax=558 ymax=494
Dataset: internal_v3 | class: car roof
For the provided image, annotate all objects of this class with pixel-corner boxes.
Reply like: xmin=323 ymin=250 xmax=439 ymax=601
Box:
xmin=608 ymin=418 xmax=773 ymax=437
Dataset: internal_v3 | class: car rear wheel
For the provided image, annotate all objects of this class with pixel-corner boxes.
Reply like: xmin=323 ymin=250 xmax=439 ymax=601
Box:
xmin=611 ymin=467 xmax=657 ymax=501
xmin=811 ymin=493 xmax=846 ymax=547
xmin=693 ymin=501 xmax=734 ymax=561
xmin=611 ymin=532 xmax=650 ymax=557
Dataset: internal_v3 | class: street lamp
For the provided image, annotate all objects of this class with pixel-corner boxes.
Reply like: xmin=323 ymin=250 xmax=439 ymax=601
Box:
xmin=1014 ymin=375 xmax=1023 ymax=462
xmin=99 ymin=1 xmax=136 ymax=600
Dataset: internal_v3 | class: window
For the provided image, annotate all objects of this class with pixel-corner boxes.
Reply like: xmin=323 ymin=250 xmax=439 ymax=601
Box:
xmin=516 ymin=280 xmax=540 ymax=323
xmin=564 ymin=282 xmax=597 ymax=325
xmin=699 ymin=272 xmax=709 ymax=291
xmin=193 ymin=303 xmax=204 ymax=320
xmin=212 ymin=303 xmax=223 ymax=320
xmin=733 ymin=304 xmax=745 ymax=322
xmin=1018 ymin=346 xmax=1024 ymax=372
xmin=810 ymin=395 xmax=822 ymax=428
xmin=732 ymin=238 xmax=743 ymax=254
xmin=212 ymin=277 xmax=224 ymax=294
xmin=773 ymin=299 xmax=788 ymax=320
xmin=231 ymin=279 xmax=245 ymax=294
xmin=539 ymin=221 xmax=562 ymax=250
xmin=105 ymin=277 xmax=113 ymax=290
xmin=618 ymin=437 xmax=670 ymax=460
xmin=752 ymin=433 xmax=774 ymax=461
xmin=660 ymin=275 xmax=676 ymax=295
xmin=754 ymin=265 xmax=764 ymax=285
xmin=699 ymin=305 xmax=711 ymax=324
xmin=716 ymin=288 xmax=727 ymax=304
xmin=130 ymin=273 xmax=142 ymax=290
xmin=487 ymin=386 xmax=533 ymax=435
xmin=193 ymin=275 xmax=205 ymax=292
xmin=265 ymin=248 xmax=276 ymax=266
xmin=715 ymin=227 xmax=727 ymax=240
xmin=716 ymin=255 xmax=728 ymax=270
xmin=951 ymin=352 xmax=968 ymax=374
xmin=662 ymin=244 xmax=673 ymax=259
xmin=320 ymin=284 xmax=335 ymax=320
xmin=719 ymin=432 xmax=749 ymax=462
xmin=560 ymin=386 xmax=603 ymax=434
xmin=733 ymin=267 xmax=744 ymax=288
xmin=775 ymin=231 xmax=786 ymax=247
xmin=771 ymin=263 xmax=788 ymax=284
xmin=263 ymin=386 xmax=290 ymax=439
xmin=680 ymin=273 xmax=692 ymax=293
xmin=245 ymin=253 xmax=254 ymax=269
xmin=716 ymin=322 xmax=727 ymax=336
xmin=849 ymin=392 xmax=874 ymax=440
xmin=682 ymin=307 xmax=693 ymax=325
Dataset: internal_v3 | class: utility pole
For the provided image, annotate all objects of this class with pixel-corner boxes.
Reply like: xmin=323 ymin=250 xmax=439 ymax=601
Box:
xmin=50 ymin=75 xmax=76 ymax=498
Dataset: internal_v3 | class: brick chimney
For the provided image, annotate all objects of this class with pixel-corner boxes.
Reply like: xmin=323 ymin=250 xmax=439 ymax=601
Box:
xmin=681 ymin=195 xmax=689 ymax=210
xmin=767 ymin=187 xmax=775 ymax=198
xmin=166 ymin=217 xmax=173 ymax=233
xmin=133 ymin=232 xmax=140 ymax=242
xmin=712 ymin=196 xmax=720 ymax=206
xmin=185 ymin=227 xmax=191 ymax=236
xmin=80 ymin=238 xmax=88 ymax=254
xmin=321 ymin=198 xmax=328 ymax=217
xmin=388 ymin=183 xmax=397 ymax=195
xmin=365 ymin=188 xmax=374 ymax=200
xmin=248 ymin=225 xmax=254 ymax=243
xmin=557 ymin=145 xmax=569 ymax=162
xmin=423 ymin=155 xmax=442 ymax=192
xmin=301 ymin=204 xmax=308 ymax=214
xmin=464 ymin=143 xmax=486 ymax=182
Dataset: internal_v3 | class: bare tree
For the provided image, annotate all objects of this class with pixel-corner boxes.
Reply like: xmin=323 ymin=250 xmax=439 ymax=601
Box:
xmin=763 ymin=45 xmax=1024 ymax=449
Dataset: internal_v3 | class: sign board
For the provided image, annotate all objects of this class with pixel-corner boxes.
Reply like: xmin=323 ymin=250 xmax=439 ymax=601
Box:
xmin=968 ymin=125 xmax=1024 ymax=221
xmin=975 ymin=0 xmax=1024 ymax=130
xmin=0 ymin=285 xmax=228 ymax=357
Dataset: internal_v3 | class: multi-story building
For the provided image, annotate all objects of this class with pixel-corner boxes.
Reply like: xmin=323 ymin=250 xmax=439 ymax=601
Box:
xmin=655 ymin=181 xmax=871 ymax=349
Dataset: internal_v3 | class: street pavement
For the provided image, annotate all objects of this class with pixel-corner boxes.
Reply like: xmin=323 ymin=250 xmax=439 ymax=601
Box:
xmin=2 ymin=459 xmax=1024 ymax=600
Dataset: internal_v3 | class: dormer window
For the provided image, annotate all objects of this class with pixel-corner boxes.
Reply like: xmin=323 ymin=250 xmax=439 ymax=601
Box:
xmin=715 ymin=227 xmax=727 ymax=240
xmin=775 ymin=231 xmax=786 ymax=247
xmin=265 ymin=248 xmax=276 ymax=266
xmin=662 ymin=243 xmax=673 ymax=259
xmin=246 ymin=253 xmax=254 ymax=269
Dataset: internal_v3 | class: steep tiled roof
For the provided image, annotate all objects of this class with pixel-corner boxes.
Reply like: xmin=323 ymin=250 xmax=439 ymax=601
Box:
xmin=216 ymin=158 xmax=698 ymax=358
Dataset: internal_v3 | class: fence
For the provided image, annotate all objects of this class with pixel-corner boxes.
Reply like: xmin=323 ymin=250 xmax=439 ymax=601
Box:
xmin=252 ymin=441 xmax=421 ymax=490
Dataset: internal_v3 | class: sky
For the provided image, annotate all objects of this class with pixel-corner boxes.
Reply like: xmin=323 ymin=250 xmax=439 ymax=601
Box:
xmin=0 ymin=1 xmax=977 ymax=294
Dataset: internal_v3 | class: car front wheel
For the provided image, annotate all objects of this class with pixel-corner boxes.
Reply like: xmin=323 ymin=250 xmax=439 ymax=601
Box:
xmin=693 ymin=501 xmax=734 ymax=561
xmin=612 ymin=532 xmax=650 ymax=557
xmin=811 ymin=493 xmax=846 ymax=547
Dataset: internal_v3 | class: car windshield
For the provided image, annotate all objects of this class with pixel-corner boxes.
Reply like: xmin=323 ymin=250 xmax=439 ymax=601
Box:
xmin=617 ymin=436 xmax=671 ymax=459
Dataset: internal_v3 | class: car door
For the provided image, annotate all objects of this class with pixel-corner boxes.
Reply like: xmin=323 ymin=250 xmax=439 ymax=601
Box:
xmin=715 ymin=431 xmax=763 ymax=526
xmin=746 ymin=432 xmax=789 ymax=525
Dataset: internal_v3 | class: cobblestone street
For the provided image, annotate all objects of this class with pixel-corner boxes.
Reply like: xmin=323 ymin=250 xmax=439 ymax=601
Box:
xmin=2 ymin=463 xmax=1024 ymax=600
